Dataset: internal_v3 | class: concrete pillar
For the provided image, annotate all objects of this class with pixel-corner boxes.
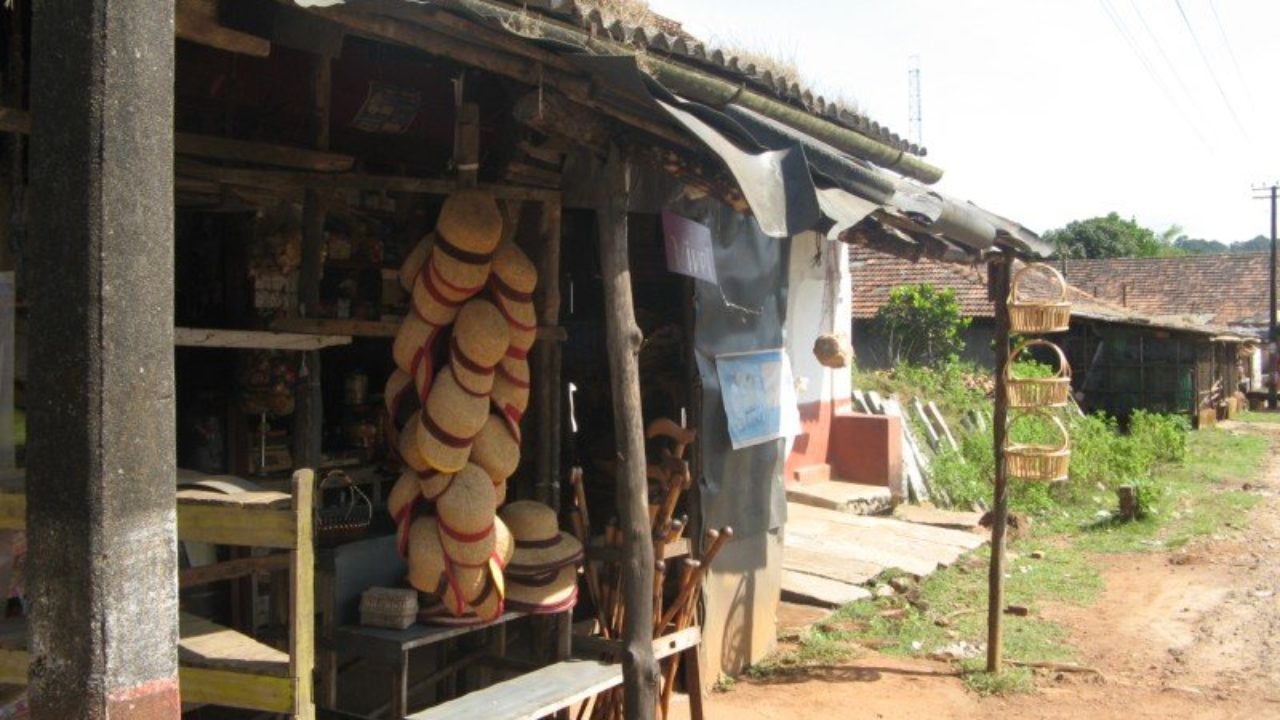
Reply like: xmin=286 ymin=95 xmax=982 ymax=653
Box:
xmin=26 ymin=1 xmax=178 ymax=718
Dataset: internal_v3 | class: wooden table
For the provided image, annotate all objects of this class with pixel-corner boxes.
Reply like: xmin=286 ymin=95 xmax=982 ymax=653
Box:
xmin=332 ymin=610 xmax=572 ymax=719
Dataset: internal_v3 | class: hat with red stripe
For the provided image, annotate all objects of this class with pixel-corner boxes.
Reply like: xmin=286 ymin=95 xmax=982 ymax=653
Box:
xmin=449 ymin=299 xmax=510 ymax=396
xmin=415 ymin=367 xmax=488 ymax=473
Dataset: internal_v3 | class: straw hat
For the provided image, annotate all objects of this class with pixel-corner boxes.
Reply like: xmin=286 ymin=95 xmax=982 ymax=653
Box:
xmin=450 ymin=300 xmax=510 ymax=395
xmin=388 ymin=471 xmax=422 ymax=557
xmin=432 ymin=189 xmax=503 ymax=292
xmin=399 ymin=233 xmax=434 ymax=293
xmin=505 ymin=565 xmax=578 ymax=614
xmin=415 ymin=367 xmax=488 ymax=473
xmin=490 ymin=241 xmax=538 ymax=360
xmin=392 ymin=314 xmax=442 ymax=400
xmin=493 ymin=479 xmax=508 ymax=510
xmin=499 ymin=500 xmax=584 ymax=576
xmin=437 ymin=464 xmax=497 ymax=539
xmin=384 ymin=369 xmax=415 ymax=423
xmin=492 ymin=357 xmax=531 ymax=425
xmin=399 ymin=410 xmax=432 ymax=475
xmin=411 ymin=261 xmax=465 ymax=327
xmin=418 ymin=471 xmax=453 ymax=502
xmin=471 ymin=414 xmax=520 ymax=486
xmin=435 ymin=571 xmax=505 ymax=623
xmin=406 ymin=516 xmax=448 ymax=595
xmin=438 ymin=522 xmax=495 ymax=571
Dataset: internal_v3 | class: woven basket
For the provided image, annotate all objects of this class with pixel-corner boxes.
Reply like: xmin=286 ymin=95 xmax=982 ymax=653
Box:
xmin=1003 ymin=410 xmax=1070 ymax=482
xmin=360 ymin=587 xmax=418 ymax=630
xmin=1008 ymin=264 xmax=1071 ymax=334
xmin=1007 ymin=340 xmax=1072 ymax=409
xmin=317 ymin=470 xmax=373 ymax=546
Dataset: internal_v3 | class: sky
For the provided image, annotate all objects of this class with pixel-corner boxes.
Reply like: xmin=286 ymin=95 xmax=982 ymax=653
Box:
xmin=644 ymin=0 xmax=1280 ymax=243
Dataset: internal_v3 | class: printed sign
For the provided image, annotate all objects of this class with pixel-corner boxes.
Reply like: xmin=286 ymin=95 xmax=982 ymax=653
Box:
xmin=350 ymin=82 xmax=422 ymax=134
xmin=662 ymin=211 xmax=718 ymax=284
xmin=715 ymin=349 xmax=801 ymax=450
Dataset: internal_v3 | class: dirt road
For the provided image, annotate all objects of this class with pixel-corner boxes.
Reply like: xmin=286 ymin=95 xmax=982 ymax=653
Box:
xmin=674 ymin=423 xmax=1280 ymax=719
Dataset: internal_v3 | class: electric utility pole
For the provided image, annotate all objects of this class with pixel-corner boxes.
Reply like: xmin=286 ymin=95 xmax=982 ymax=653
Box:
xmin=1253 ymin=183 xmax=1278 ymax=409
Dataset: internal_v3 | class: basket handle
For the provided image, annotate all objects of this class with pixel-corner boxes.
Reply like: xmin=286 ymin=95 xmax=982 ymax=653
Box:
xmin=1008 ymin=263 xmax=1068 ymax=305
xmin=1004 ymin=409 xmax=1070 ymax=453
xmin=1005 ymin=339 xmax=1072 ymax=381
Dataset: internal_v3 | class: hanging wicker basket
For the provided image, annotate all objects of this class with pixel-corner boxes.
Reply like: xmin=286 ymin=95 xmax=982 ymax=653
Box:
xmin=1003 ymin=410 xmax=1070 ymax=483
xmin=1008 ymin=264 xmax=1071 ymax=334
xmin=1007 ymin=340 xmax=1073 ymax=409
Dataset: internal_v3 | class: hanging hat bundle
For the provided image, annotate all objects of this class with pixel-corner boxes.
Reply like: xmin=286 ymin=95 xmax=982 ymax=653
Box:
xmin=499 ymin=501 xmax=584 ymax=614
xmin=385 ymin=189 xmax=544 ymax=624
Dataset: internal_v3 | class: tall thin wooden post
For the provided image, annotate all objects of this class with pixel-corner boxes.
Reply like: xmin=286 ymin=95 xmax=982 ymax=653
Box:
xmin=598 ymin=146 xmax=659 ymax=719
xmin=533 ymin=199 xmax=564 ymax=508
xmin=986 ymin=258 xmax=1012 ymax=673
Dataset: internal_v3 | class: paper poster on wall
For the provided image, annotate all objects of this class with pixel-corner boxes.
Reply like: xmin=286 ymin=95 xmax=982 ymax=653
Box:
xmin=715 ymin=349 xmax=801 ymax=450
xmin=661 ymin=211 xmax=718 ymax=284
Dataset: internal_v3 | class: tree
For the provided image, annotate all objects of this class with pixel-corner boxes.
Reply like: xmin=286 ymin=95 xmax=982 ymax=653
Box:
xmin=1043 ymin=213 xmax=1172 ymax=259
xmin=873 ymin=284 xmax=970 ymax=367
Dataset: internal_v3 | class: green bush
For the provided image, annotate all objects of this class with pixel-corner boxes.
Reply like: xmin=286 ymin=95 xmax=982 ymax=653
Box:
xmin=929 ymin=409 xmax=1192 ymax=520
xmin=872 ymin=284 xmax=971 ymax=367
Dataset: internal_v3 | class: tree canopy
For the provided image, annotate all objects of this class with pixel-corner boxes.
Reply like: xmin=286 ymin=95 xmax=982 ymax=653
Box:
xmin=873 ymin=284 xmax=970 ymax=367
xmin=1043 ymin=213 xmax=1169 ymax=259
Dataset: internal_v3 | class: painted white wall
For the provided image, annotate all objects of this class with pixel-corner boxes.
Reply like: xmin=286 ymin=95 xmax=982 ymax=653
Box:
xmin=783 ymin=232 xmax=847 ymax=408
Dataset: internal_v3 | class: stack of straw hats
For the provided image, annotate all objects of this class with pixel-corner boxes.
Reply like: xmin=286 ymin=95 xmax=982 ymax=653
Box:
xmin=499 ymin=501 xmax=584 ymax=614
xmin=385 ymin=189 xmax=560 ymax=623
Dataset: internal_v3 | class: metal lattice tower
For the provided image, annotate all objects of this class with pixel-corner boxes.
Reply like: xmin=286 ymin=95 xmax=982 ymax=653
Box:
xmin=908 ymin=55 xmax=922 ymax=147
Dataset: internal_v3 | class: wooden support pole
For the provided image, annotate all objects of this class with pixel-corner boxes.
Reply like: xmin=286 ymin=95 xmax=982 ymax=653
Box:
xmin=597 ymin=146 xmax=659 ymax=719
xmin=533 ymin=199 xmax=564 ymax=508
xmin=986 ymin=258 xmax=1012 ymax=673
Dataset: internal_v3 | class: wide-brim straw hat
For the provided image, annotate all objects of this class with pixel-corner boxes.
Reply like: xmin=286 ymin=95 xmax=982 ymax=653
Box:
xmin=493 ymin=479 xmax=508 ymax=510
xmin=428 ymin=249 xmax=490 ymax=303
xmin=437 ymin=464 xmax=497 ymax=537
xmin=432 ymin=572 xmax=505 ymax=624
xmin=388 ymin=471 xmax=422 ymax=557
xmin=392 ymin=311 xmax=442 ymax=382
xmin=384 ymin=369 xmax=416 ymax=424
xmin=505 ymin=565 xmax=578 ymax=614
xmin=399 ymin=233 xmax=434 ymax=293
xmin=492 ymin=293 xmax=537 ymax=360
xmin=491 ymin=240 xmax=538 ymax=300
xmin=451 ymin=300 xmax=510 ymax=395
xmin=471 ymin=414 xmax=521 ymax=485
xmin=492 ymin=358 xmax=531 ymax=425
xmin=500 ymin=500 xmax=584 ymax=576
xmin=438 ymin=521 xmax=495 ymax=570
xmin=416 ymin=368 xmax=488 ymax=473
xmin=411 ymin=260 xmax=465 ymax=327
xmin=407 ymin=516 xmax=447 ymax=595
xmin=399 ymin=410 xmax=432 ymax=474
xmin=418 ymin=471 xmax=452 ymax=502
xmin=432 ymin=189 xmax=502 ymax=291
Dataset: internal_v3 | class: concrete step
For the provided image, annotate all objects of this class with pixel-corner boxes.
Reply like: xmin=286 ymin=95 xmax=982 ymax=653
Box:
xmin=785 ymin=479 xmax=892 ymax=516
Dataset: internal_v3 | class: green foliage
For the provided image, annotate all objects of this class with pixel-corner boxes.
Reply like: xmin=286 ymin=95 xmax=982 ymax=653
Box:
xmin=852 ymin=360 xmax=989 ymax=424
xmin=1043 ymin=212 xmax=1177 ymax=259
xmin=872 ymin=284 xmax=971 ymax=367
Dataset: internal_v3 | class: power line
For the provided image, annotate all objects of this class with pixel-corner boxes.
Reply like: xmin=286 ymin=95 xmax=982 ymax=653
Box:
xmin=1098 ymin=0 xmax=1212 ymax=149
xmin=1126 ymin=0 xmax=1201 ymax=116
xmin=1207 ymin=0 xmax=1254 ymax=107
xmin=1172 ymin=0 xmax=1251 ymax=142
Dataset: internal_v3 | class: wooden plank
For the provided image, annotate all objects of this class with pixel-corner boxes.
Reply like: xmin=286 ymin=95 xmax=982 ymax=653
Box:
xmin=571 ymin=627 xmax=702 ymax=661
xmin=179 ymin=666 xmax=295 ymax=714
xmin=587 ymin=536 xmax=689 ymax=563
xmin=865 ymin=391 xmax=885 ymax=414
xmin=785 ymin=530 xmax=938 ymax=578
xmin=409 ymin=629 xmax=701 ymax=720
xmin=782 ymin=545 xmax=882 ymax=586
xmin=179 ymin=613 xmax=290 ymax=676
xmin=176 ymin=133 xmax=353 ymax=172
xmin=0 ymin=491 xmax=23 ymax=531
xmin=786 ymin=514 xmax=976 ymax=570
xmin=912 ymin=398 xmax=942 ymax=451
xmin=178 ymin=503 xmax=297 ymax=549
xmin=176 ymin=160 xmax=562 ymax=203
xmin=271 ymin=316 xmax=400 ymax=338
xmin=781 ymin=570 xmax=872 ymax=608
xmin=180 ymin=553 xmax=291 ymax=588
xmin=176 ymin=0 xmax=272 ymax=57
xmin=0 ymin=648 xmax=27 ymax=685
xmin=788 ymin=503 xmax=986 ymax=551
xmin=928 ymin=401 xmax=959 ymax=451
xmin=882 ymin=398 xmax=928 ymax=503
xmin=291 ymin=469 xmax=317 ymax=719
xmin=851 ymin=389 xmax=870 ymax=414
xmin=174 ymin=327 xmax=350 ymax=350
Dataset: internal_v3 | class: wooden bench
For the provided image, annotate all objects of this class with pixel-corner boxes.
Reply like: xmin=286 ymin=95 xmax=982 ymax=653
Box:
xmin=0 ymin=469 xmax=316 ymax=719
xmin=406 ymin=627 xmax=702 ymax=720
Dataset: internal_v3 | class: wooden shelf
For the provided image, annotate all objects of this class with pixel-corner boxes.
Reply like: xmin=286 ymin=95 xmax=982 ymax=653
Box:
xmin=175 ymin=327 xmax=352 ymax=350
xmin=270 ymin=317 xmax=400 ymax=339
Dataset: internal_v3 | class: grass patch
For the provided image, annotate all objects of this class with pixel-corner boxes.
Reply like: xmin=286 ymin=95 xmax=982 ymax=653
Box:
xmin=1047 ymin=428 xmax=1268 ymax=553
xmin=1235 ymin=410 xmax=1280 ymax=424
xmin=960 ymin=663 xmax=1036 ymax=696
